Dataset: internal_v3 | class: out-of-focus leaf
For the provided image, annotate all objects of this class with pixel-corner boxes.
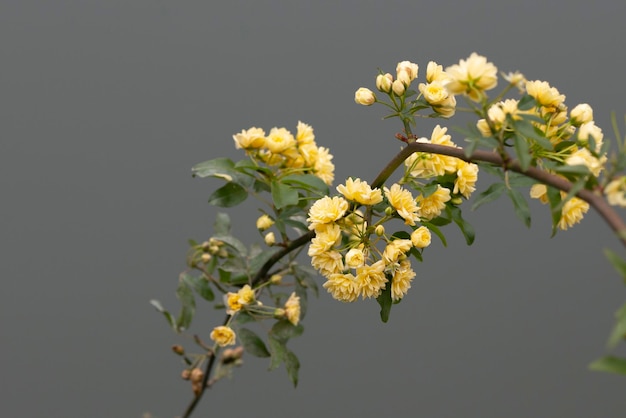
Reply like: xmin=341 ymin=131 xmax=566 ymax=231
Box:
xmin=376 ymin=283 xmax=392 ymax=323
xmin=471 ymin=182 xmax=506 ymax=211
xmin=213 ymin=234 xmax=247 ymax=257
xmin=268 ymin=335 xmax=286 ymax=371
xmin=514 ymin=118 xmax=553 ymax=150
xmin=233 ymin=310 xmax=255 ymax=325
xmin=271 ymin=180 xmax=299 ymax=210
xmin=208 ymin=182 xmax=248 ymax=207
xmin=589 ymin=356 xmax=626 ymax=375
xmin=546 ymin=185 xmax=562 ymax=236
xmin=517 ymin=94 xmax=536 ymax=110
xmin=448 ymin=205 xmax=476 ymax=245
xmin=214 ymin=212 xmax=231 ymax=235
xmin=552 ymin=164 xmax=590 ymax=176
xmin=605 ymin=249 xmax=626 ymax=283
xmin=192 ymin=157 xmax=236 ymax=178
xmin=175 ymin=278 xmax=195 ymax=332
xmin=285 ymin=350 xmax=300 ymax=387
xmin=281 ymin=174 xmax=329 ymax=195
xmin=293 ymin=264 xmax=320 ymax=297
xmin=607 ymin=302 xmax=626 ymax=349
xmin=150 ymin=299 xmax=176 ymax=331
xmin=181 ymin=272 xmax=215 ymax=302
xmin=513 ymin=132 xmax=532 ymax=172
xmin=270 ymin=320 xmax=304 ymax=342
xmin=238 ymin=328 xmax=271 ymax=358
xmin=421 ymin=222 xmax=447 ymax=247
xmin=505 ymin=188 xmax=531 ymax=228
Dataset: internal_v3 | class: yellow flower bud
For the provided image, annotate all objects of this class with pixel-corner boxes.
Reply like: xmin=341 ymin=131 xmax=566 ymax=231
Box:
xmin=354 ymin=87 xmax=376 ymax=106
xmin=375 ymin=73 xmax=393 ymax=93
xmin=200 ymin=253 xmax=212 ymax=264
xmin=570 ymin=103 xmax=593 ymax=126
xmin=190 ymin=367 xmax=204 ymax=383
xmin=256 ymin=214 xmax=274 ymax=231
xmin=210 ymin=325 xmax=236 ymax=347
xmin=375 ymin=224 xmax=385 ymax=236
xmin=270 ymin=274 xmax=283 ymax=284
xmin=410 ymin=226 xmax=431 ymax=249
xmin=264 ymin=232 xmax=276 ymax=246
xmin=392 ymin=79 xmax=406 ymax=96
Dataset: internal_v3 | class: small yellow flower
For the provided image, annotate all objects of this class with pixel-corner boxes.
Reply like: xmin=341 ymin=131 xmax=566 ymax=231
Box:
xmin=454 ymin=160 xmax=479 ymax=198
xmin=336 ymin=178 xmax=383 ymax=205
xmin=392 ymin=79 xmax=406 ymax=96
xmin=425 ymin=61 xmax=448 ymax=83
xmin=396 ymin=60 xmax=419 ymax=81
xmin=565 ymin=148 xmax=605 ymax=177
xmin=384 ymin=183 xmax=420 ymax=226
xmin=310 ymin=251 xmax=344 ymax=277
xmin=577 ymin=121 xmax=604 ymax=153
xmin=270 ymin=274 xmax=283 ymax=284
xmin=416 ymin=186 xmax=451 ymax=220
xmin=345 ymin=247 xmax=366 ymax=269
xmin=419 ymin=81 xmax=449 ymax=105
xmin=558 ymin=196 xmax=589 ymax=230
xmin=391 ymin=260 xmax=415 ymax=301
xmin=265 ymin=127 xmax=296 ymax=154
xmin=570 ymin=104 xmax=593 ymax=126
xmin=355 ymin=260 xmax=388 ymax=299
xmin=232 ymin=127 xmax=266 ymax=150
xmin=307 ymin=196 xmax=349 ymax=230
xmin=525 ymin=80 xmax=565 ymax=110
xmin=529 ymin=184 xmax=549 ymax=204
xmin=376 ymin=73 xmax=393 ymax=93
xmin=237 ymin=284 xmax=255 ymax=305
xmin=411 ymin=226 xmax=431 ymax=249
xmin=309 ymin=223 xmax=341 ymax=253
xmin=210 ymin=326 xmax=236 ymax=347
xmin=224 ymin=292 xmax=243 ymax=314
xmin=313 ymin=147 xmax=335 ymax=185
xmin=256 ymin=214 xmax=274 ymax=231
xmin=323 ymin=273 xmax=359 ymax=302
xmin=296 ymin=121 xmax=315 ymax=145
xmin=382 ymin=239 xmax=413 ymax=264
xmin=354 ymin=87 xmax=376 ymax=106
xmin=605 ymin=177 xmax=626 ymax=207
xmin=433 ymin=94 xmax=456 ymax=118
xmin=284 ymin=292 xmax=301 ymax=326
xmin=445 ymin=53 xmax=498 ymax=101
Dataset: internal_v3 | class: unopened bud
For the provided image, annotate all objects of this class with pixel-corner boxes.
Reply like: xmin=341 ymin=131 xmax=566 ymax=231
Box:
xmin=200 ymin=253 xmax=212 ymax=264
xmin=264 ymin=232 xmax=276 ymax=246
xmin=270 ymin=274 xmax=283 ymax=284
xmin=172 ymin=345 xmax=185 ymax=355
xmin=354 ymin=88 xmax=376 ymax=106
xmin=451 ymin=197 xmax=463 ymax=205
xmin=375 ymin=224 xmax=385 ymax=236
xmin=190 ymin=367 xmax=204 ymax=383
xmin=181 ymin=369 xmax=191 ymax=380
xmin=385 ymin=206 xmax=394 ymax=216
xmin=376 ymin=73 xmax=393 ymax=93
xmin=392 ymin=79 xmax=406 ymax=96
xmin=201 ymin=241 xmax=211 ymax=251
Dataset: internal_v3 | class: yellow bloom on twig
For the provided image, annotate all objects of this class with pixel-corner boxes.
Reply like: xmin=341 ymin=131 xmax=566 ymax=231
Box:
xmin=210 ymin=326 xmax=236 ymax=347
xmin=284 ymin=292 xmax=301 ymax=326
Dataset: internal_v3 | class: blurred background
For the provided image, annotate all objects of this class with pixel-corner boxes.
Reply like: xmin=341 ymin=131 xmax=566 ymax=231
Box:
xmin=2 ymin=1 xmax=626 ymax=417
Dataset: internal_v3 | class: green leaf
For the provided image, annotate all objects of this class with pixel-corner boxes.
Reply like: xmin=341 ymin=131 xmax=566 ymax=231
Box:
xmin=607 ymin=303 xmax=626 ymax=349
xmin=270 ymin=320 xmax=304 ymax=342
xmin=213 ymin=234 xmax=247 ymax=256
xmin=293 ymin=264 xmax=320 ymax=297
xmin=233 ymin=310 xmax=255 ymax=325
xmin=448 ymin=206 xmax=476 ymax=245
xmin=214 ymin=212 xmax=231 ymax=235
xmin=421 ymin=222 xmax=447 ymax=247
xmin=208 ymin=182 xmax=248 ymax=207
xmin=552 ymin=164 xmax=590 ymax=176
xmin=285 ymin=350 xmax=300 ymax=387
xmin=175 ymin=278 xmax=195 ymax=332
xmin=604 ymin=249 xmax=626 ymax=283
xmin=376 ymin=282 xmax=392 ymax=323
xmin=281 ymin=173 xmax=329 ymax=195
xmin=192 ymin=157 xmax=236 ymax=178
xmin=181 ymin=273 xmax=215 ymax=302
xmin=517 ymin=94 xmax=537 ymax=110
xmin=471 ymin=183 xmax=506 ymax=211
xmin=546 ymin=185 xmax=563 ymax=236
xmin=589 ymin=356 xmax=626 ymax=375
xmin=271 ymin=180 xmax=299 ymax=210
xmin=505 ymin=188 xmax=531 ymax=228
xmin=268 ymin=335 xmax=286 ymax=371
xmin=238 ymin=328 xmax=271 ymax=358
xmin=149 ymin=299 xmax=176 ymax=331
xmin=514 ymin=118 xmax=553 ymax=151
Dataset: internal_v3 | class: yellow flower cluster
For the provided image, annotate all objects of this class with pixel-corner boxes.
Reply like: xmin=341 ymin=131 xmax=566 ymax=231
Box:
xmin=232 ymin=121 xmax=335 ymax=185
xmin=224 ymin=284 xmax=256 ymax=315
xmin=307 ymin=178 xmax=436 ymax=303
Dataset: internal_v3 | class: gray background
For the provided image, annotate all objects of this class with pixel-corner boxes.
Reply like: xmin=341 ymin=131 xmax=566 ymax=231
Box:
xmin=2 ymin=1 xmax=626 ymax=417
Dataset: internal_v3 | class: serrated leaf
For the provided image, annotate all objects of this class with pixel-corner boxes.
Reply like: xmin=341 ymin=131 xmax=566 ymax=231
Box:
xmin=191 ymin=157 xmax=236 ymax=178
xmin=513 ymin=132 xmax=532 ymax=172
xmin=238 ymin=328 xmax=271 ymax=358
xmin=208 ymin=182 xmax=248 ymax=207
xmin=285 ymin=350 xmax=300 ymax=387
xmin=604 ymin=249 xmax=626 ymax=283
xmin=471 ymin=183 xmax=506 ymax=211
xmin=150 ymin=299 xmax=177 ymax=331
xmin=268 ymin=335 xmax=286 ymax=371
xmin=181 ymin=273 xmax=215 ymax=302
xmin=376 ymin=283 xmax=392 ymax=323
xmin=589 ymin=356 xmax=626 ymax=375
xmin=517 ymin=94 xmax=536 ymax=110
xmin=505 ymin=187 xmax=531 ymax=228
xmin=270 ymin=320 xmax=304 ymax=342
xmin=281 ymin=174 xmax=329 ymax=195
xmin=175 ymin=278 xmax=195 ymax=332
xmin=271 ymin=180 xmax=299 ymax=210
xmin=514 ymin=118 xmax=553 ymax=150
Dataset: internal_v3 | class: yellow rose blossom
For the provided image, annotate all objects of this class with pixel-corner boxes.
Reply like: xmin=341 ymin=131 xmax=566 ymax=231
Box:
xmin=310 ymin=250 xmax=344 ymax=277
xmin=313 ymin=146 xmax=335 ymax=185
xmin=391 ymin=260 xmax=415 ymax=301
xmin=210 ymin=326 xmax=236 ymax=347
xmin=323 ymin=273 xmax=359 ymax=302
xmin=425 ymin=61 xmax=448 ymax=83
xmin=416 ymin=186 xmax=451 ymax=220
xmin=256 ymin=214 xmax=274 ymax=231
xmin=232 ymin=127 xmax=266 ymax=150
xmin=525 ymin=80 xmax=565 ymax=110
xmin=476 ymin=118 xmax=492 ymax=137
xmin=433 ymin=94 xmax=457 ymax=118
xmin=336 ymin=178 xmax=383 ymax=205
xmin=411 ymin=226 xmax=431 ymax=248
xmin=605 ymin=177 xmax=626 ymax=207
xmin=565 ymin=148 xmax=605 ymax=177
xmin=296 ymin=121 xmax=315 ymax=145
xmin=375 ymin=73 xmax=393 ymax=93
xmin=298 ymin=142 xmax=318 ymax=166
xmin=284 ymin=292 xmax=301 ymax=326
xmin=558 ymin=196 xmax=589 ymax=230
xmin=224 ymin=292 xmax=243 ymax=314
xmin=454 ymin=160 xmax=479 ymax=198
xmin=503 ymin=71 xmax=526 ymax=93
xmin=309 ymin=223 xmax=341 ymax=253
xmin=265 ymin=127 xmax=296 ymax=154
xmin=530 ymin=183 xmax=549 ymax=204
xmin=355 ymin=260 xmax=388 ymax=299
xmin=445 ymin=53 xmax=498 ymax=101
xmin=345 ymin=247 xmax=366 ymax=269
xmin=307 ymin=196 xmax=349 ymax=230
xmin=419 ymin=81 xmax=449 ymax=105
xmin=237 ymin=284 xmax=255 ymax=305
xmin=396 ymin=60 xmax=419 ymax=81
xmin=577 ymin=121 xmax=604 ymax=153
xmin=382 ymin=239 xmax=413 ymax=264
xmin=383 ymin=183 xmax=420 ymax=226
xmin=570 ymin=103 xmax=593 ymax=126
